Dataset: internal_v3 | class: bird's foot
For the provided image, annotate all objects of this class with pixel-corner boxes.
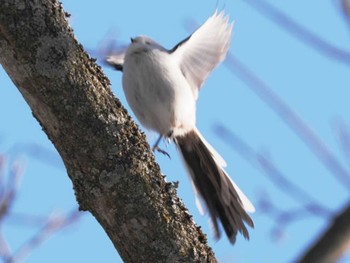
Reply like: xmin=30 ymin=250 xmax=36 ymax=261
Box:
xmin=152 ymin=145 xmax=171 ymax=159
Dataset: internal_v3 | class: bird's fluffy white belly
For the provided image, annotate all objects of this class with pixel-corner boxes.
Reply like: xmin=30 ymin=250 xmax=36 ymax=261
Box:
xmin=122 ymin=50 xmax=196 ymax=136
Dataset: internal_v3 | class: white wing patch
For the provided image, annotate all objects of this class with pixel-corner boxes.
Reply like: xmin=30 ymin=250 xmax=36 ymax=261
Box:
xmin=106 ymin=49 xmax=126 ymax=70
xmin=172 ymin=11 xmax=233 ymax=99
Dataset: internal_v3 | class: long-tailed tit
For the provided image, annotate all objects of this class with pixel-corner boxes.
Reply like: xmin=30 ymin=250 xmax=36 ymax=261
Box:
xmin=106 ymin=11 xmax=254 ymax=244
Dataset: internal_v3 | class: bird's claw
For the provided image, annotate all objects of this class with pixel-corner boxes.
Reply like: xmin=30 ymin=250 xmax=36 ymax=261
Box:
xmin=152 ymin=145 xmax=171 ymax=159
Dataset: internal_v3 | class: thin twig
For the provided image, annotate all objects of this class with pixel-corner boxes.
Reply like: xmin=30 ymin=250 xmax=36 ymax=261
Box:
xmin=256 ymin=191 xmax=331 ymax=241
xmin=215 ymin=125 xmax=332 ymax=216
xmin=8 ymin=210 xmax=81 ymax=263
xmin=0 ymin=229 xmax=11 ymax=260
xmin=8 ymin=143 xmax=63 ymax=169
xmin=184 ymin=16 xmax=350 ymax=188
xmin=6 ymin=212 xmax=52 ymax=227
xmin=341 ymin=0 xmax=350 ymax=24
xmin=244 ymin=0 xmax=350 ymax=67
xmin=331 ymin=0 xmax=350 ymax=32
xmin=223 ymin=54 xmax=350 ymax=188
xmin=333 ymin=119 xmax=350 ymax=168
xmin=0 ymin=160 xmax=24 ymax=222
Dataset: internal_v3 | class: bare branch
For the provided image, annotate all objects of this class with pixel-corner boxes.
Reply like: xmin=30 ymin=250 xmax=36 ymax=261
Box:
xmin=0 ymin=1 xmax=216 ymax=262
xmin=184 ymin=16 xmax=350 ymax=188
xmin=0 ymin=150 xmax=83 ymax=263
xmin=0 ymin=159 xmax=24 ymax=222
xmin=0 ymin=230 xmax=11 ymax=260
xmin=8 ymin=210 xmax=81 ymax=263
xmin=6 ymin=212 xmax=54 ymax=228
xmin=333 ymin=119 xmax=350 ymax=167
xmin=8 ymin=143 xmax=63 ymax=169
xmin=243 ymin=0 xmax=350 ymax=67
xmin=214 ymin=125 xmax=331 ymax=215
xmin=223 ymin=54 xmax=350 ymax=188
xmin=257 ymin=191 xmax=330 ymax=242
xmin=341 ymin=0 xmax=350 ymax=22
xmin=298 ymin=203 xmax=350 ymax=263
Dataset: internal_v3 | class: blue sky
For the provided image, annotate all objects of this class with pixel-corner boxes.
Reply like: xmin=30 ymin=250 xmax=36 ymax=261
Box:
xmin=1 ymin=0 xmax=349 ymax=262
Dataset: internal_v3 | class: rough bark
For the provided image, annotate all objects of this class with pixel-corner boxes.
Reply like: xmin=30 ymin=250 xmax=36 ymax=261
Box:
xmin=0 ymin=1 xmax=216 ymax=262
xmin=298 ymin=204 xmax=350 ymax=263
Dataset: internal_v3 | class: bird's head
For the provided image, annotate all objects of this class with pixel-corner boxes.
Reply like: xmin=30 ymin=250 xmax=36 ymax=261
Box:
xmin=127 ymin=36 xmax=166 ymax=53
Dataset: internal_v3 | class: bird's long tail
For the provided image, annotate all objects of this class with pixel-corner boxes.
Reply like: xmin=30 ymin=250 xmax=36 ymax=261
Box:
xmin=175 ymin=129 xmax=254 ymax=243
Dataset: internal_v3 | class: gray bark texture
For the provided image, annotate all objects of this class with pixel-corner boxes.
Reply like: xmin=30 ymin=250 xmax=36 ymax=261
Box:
xmin=0 ymin=1 xmax=216 ymax=262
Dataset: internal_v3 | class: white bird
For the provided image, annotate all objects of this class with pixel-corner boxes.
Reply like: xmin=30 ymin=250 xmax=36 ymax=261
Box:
xmin=106 ymin=11 xmax=254 ymax=244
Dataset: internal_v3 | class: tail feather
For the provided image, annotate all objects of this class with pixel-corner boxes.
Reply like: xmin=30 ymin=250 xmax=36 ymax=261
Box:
xmin=175 ymin=130 xmax=254 ymax=243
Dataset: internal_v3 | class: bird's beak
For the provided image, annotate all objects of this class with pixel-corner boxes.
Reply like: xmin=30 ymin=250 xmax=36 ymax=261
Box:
xmin=130 ymin=37 xmax=135 ymax=43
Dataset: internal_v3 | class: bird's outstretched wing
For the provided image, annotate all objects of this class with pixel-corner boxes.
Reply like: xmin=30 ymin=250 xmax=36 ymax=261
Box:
xmin=98 ymin=38 xmax=127 ymax=71
xmin=106 ymin=49 xmax=126 ymax=71
xmin=170 ymin=11 xmax=233 ymax=99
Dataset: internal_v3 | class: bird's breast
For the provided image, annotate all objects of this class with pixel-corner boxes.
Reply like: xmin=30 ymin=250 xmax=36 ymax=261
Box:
xmin=122 ymin=50 xmax=196 ymax=135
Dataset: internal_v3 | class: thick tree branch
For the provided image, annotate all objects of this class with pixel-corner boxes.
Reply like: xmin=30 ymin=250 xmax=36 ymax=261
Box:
xmin=298 ymin=204 xmax=350 ymax=263
xmin=0 ymin=1 xmax=215 ymax=262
